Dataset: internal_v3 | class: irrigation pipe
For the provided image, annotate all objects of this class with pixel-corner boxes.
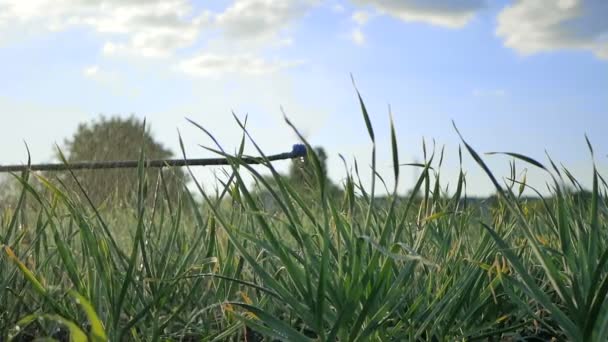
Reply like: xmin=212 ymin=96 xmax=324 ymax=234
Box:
xmin=0 ymin=144 xmax=307 ymax=173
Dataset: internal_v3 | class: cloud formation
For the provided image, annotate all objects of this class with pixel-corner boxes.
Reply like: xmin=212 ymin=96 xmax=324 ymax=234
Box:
xmin=497 ymin=0 xmax=608 ymax=59
xmin=351 ymin=27 xmax=366 ymax=46
xmin=352 ymin=11 xmax=370 ymax=25
xmin=0 ymin=0 xmax=312 ymax=75
xmin=176 ymin=0 xmax=316 ymax=77
xmin=81 ymin=64 xmax=139 ymax=96
xmin=177 ymin=53 xmax=303 ymax=77
xmin=0 ymin=0 xmax=207 ymax=58
xmin=216 ymin=0 xmax=319 ymax=42
xmin=1 ymin=0 xmax=605 ymax=79
xmin=350 ymin=0 xmax=485 ymax=28
xmin=349 ymin=10 xmax=370 ymax=46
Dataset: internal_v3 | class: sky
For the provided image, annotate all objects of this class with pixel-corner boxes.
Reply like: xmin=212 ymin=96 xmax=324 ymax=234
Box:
xmin=0 ymin=0 xmax=607 ymax=196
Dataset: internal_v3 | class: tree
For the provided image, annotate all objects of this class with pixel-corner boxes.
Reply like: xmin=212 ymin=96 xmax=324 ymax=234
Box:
xmin=55 ymin=115 xmax=186 ymax=206
xmin=289 ymin=147 xmax=328 ymax=188
xmin=249 ymin=146 xmax=343 ymax=211
xmin=286 ymin=146 xmax=341 ymax=198
xmin=0 ymin=174 xmax=20 ymax=211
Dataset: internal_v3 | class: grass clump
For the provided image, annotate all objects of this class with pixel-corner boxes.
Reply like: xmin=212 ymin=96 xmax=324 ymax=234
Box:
xmin=1 ymin=93 xmax=608 ymax=341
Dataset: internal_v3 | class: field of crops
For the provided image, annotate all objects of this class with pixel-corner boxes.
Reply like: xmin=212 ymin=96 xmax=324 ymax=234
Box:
xmin=2 ymin=99 xmax=607 ymax=341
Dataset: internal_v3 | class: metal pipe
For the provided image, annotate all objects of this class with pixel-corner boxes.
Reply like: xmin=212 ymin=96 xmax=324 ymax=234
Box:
xmin=0 ymin=144 xmax=307 ymax=173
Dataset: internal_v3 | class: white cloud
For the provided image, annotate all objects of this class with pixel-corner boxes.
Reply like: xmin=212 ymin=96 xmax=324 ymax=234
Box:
xmin=215 ymin=0 xmax=319 ymax=42
xmin=352 ymin=11 xmax=370 ymax=25
xmin=351 ymin=28 xmax=366 ymax=46
xmin=102 ymin=26 xmax=201 ymax=58
xmin=83 ymin=65 xmax=100 ymax=78
xmin=332 ymin=4 xmax=346 ymax=13
xmin=350 ymin=0 xmax=485 ymax=28
xmin=82 ymin=65 xmax=118 ymax=83
xmin=172 ymin=0 xmax=317 ymax=76
xmin=0 ymin=0 xmax=316 ymax=76
xmin=177 ymin=53 xmax=304 ymax=77
xmin=81 ymin=64 xmax=139 ymax=96
xmin=350 ymin=10 xmax=371 ymax=46
xmin=0 ymin=0 xmax=207 ymax=58
xmin=497 ymin=0 xmax=608 ymax=60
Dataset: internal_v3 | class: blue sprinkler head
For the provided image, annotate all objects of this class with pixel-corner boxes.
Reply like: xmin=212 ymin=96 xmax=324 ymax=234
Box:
xmin=291 ymin=144 xmax=307 ymax=157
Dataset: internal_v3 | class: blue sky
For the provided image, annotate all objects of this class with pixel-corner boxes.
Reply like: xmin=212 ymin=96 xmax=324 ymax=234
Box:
xmin=0 ymin=0 xmax=606 ymax=196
